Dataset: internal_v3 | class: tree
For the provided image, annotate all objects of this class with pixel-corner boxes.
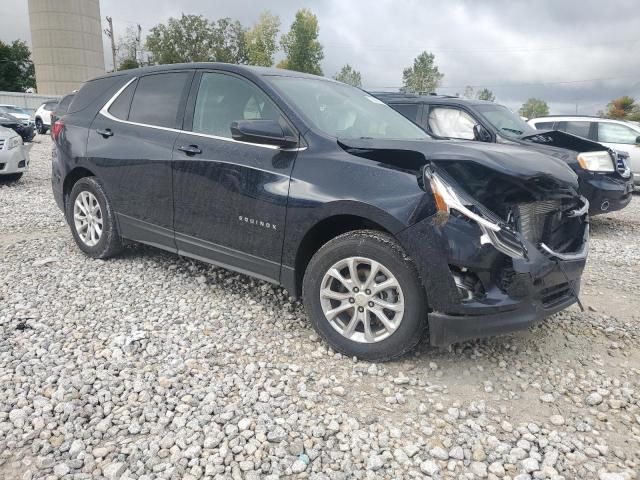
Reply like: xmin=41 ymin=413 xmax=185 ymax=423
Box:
xmin=279 ymin=9 xmax=324 ymax=75
xmin=245 ymin=12 xmax=280 ymax=67
xmin=462 ymin=85 xmax=474 ymax=99
xmin=0 ymin=40 xmax=35 ymax=92
xmin=116 ymin=26 xmax=142 ymax=70
xmin=605 ymin=96 xmax=639 ymax=120
xmin=146 ymin=14 xmax=215 ymax=64
xmin=476 ymin=88 xmax=495 ymax=102
xmin=211 ymin=18 xmax=247 ymax=64
xmin=519 ymin=98 xmax=549 ymax=119
xmin=401 ymin=51 xmax=443 ymax=94
xmin=333 ymin=64 xmax=362 ymax=87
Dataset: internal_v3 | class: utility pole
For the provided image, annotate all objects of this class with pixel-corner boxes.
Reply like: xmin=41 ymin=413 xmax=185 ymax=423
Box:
xmin=104 ymin=16 xmax=116 ymax=72
xmin=136 ymin=24 xmax=142 ymax=66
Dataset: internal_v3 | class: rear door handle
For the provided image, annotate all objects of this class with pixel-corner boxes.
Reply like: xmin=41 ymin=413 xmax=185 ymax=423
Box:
xmin=178 ymin=145 xmax=202 ymax=155
xmin=96 ymin=128 xmax=113 ymax=138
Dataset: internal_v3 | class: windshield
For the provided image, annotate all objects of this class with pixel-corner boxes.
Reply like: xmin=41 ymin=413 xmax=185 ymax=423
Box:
xmin=0 ymin=105 xmax=28 ymax=116
xmin=268 ymin=76 xmax=430 ymax=140
xmin=475 ymin=104 xmax=536 ymax=138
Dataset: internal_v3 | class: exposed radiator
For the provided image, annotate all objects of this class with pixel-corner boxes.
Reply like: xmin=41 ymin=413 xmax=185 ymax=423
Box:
xmin=516 ymin=200 xmax=561 ymax=244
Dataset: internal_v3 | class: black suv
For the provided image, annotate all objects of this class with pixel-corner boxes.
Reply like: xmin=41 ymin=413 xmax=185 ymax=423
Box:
xmin=375 ymin=93 xmax=634 ymax=215
xmin=52 ymin=64 xmax=589 ymax=360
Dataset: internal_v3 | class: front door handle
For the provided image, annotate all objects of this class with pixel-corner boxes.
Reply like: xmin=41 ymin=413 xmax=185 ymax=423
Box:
xmin=178 ymin=145 xmax=202 ymax=156
xmin=96 ymin=128 xmax=113 ymax=138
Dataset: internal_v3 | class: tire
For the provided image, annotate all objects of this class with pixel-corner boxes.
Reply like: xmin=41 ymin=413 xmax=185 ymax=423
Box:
xmin=35 ymin=119 xmax=46 ymax=134
xmin=66 ymin=176 xmax=123 ymax=259
xmin=0 ymin=173 xmax=23 ymax=183
xmin=303 ymin=230 xmax=428 ymax=361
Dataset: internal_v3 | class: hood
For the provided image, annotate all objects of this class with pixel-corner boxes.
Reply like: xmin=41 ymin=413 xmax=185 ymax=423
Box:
xmin=516 ymin=129 xmax=609 ymax=158
xmin=338 ymin=137 xmax=578 ymax=189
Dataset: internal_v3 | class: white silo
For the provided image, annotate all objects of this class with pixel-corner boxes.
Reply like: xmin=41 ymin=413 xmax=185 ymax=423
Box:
xmin=28 ymin=0 xmax=106 ymax=95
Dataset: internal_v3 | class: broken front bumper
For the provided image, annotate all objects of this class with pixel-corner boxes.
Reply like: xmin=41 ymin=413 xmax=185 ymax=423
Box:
xmin=397 ymin=205 xmax=589 ymax=347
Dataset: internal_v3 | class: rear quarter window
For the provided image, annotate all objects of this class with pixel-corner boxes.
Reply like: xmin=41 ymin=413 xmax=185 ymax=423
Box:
xmin=390 ymin=103 xmax=420 ymax=123
xmin=533 ymin=121 xmax=555 ymax=130
xmin=67 ymin=76 xmax=127 ymax=114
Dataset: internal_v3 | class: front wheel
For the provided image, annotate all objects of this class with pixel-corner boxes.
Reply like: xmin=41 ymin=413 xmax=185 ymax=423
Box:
xmin=303 ymin=230 xmax=427 ymax=361
xmin=66 ymin=177 xmax=123 ymax=258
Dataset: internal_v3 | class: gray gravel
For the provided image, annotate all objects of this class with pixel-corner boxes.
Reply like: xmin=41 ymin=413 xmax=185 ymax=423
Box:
xmin=1 ymin=136 xmax=639 ymax=479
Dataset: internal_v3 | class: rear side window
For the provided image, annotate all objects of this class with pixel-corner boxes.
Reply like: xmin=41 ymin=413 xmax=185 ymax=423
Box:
xmin=533 ymin=121 xmax=554 ymax=130
xmin=192 ymin=72 xmax=281 ymax=138
xmin=68 ymin=76 xmax=124 ymax=114
xmin=129 ymin=73 xmax=190 ymax=128
xmin=597 ymin=122 xmax=639 ymax=145
xmin=391 ymin=103 xmax=420 ymax=123
xmin=108 ymin=80 xmax=137 ymax=120
xmin=563 ymin=121 xmax=591 ymax=139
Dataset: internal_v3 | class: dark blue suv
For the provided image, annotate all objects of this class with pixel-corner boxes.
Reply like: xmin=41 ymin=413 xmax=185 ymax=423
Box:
xmin=52 ymin=64 xmax=589 ymax=360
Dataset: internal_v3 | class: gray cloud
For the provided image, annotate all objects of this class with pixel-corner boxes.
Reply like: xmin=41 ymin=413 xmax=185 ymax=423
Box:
xmin=1 ymin=0 xmax=638 ymax=114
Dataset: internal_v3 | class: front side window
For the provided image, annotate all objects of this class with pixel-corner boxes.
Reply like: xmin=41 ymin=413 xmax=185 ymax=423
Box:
xmin=268 ymin=76 xmax=429 ymax=140
xmin=563 ymin=121 xmax=592 ymax=139
xmin=597 ymin=122 xmax=639 ymax=145
xmin=129 ymin=72 xmax=189 ymax=128
xmin=192 ymin=72 xmax=282 ymax=138
xmin=475 ymin=104 xmax=536 ymax=138
xmin=428 ymin=107 xmax=476 ymax=140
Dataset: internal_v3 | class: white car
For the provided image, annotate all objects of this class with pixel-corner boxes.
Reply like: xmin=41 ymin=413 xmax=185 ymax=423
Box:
xmin=0 ymin=126 xmax=29 ymax=182
xmin=33 ymin=99 xmax=59 ymax=134
xmin=528 ymin=116 xmax=640 ymax=186
xmin=0 ymin=104 xmax=32 ymax=126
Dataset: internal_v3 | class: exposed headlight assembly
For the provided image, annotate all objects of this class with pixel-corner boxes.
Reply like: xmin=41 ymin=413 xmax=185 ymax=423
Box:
xmin=424 ymin=165 xmax=528 ymax=259
xmin=577 ymin=151 xmax=614 ymax=172
xmin=7 ymin=136 xmax=22 ymax=150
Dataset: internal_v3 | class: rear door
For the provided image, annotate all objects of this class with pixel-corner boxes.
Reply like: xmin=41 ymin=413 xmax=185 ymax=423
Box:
xmin=87 ymin=70 xmax=193 ymax=250
xmin=171 ymin=70 xmax=299 ymax=282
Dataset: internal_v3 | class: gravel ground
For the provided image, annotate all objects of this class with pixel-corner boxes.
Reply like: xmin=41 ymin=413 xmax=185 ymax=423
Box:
xmin=1 ymin=137 xmax=639 ymax=480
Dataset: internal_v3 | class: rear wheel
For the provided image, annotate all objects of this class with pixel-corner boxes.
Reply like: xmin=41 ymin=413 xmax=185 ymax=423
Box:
xmin=67 ymin=177 xmax=123 ymax=258
xmin=303 ymin=230 xmax=427 ymax=361
xmin=35 ymin=118 xmax=46 ymax=134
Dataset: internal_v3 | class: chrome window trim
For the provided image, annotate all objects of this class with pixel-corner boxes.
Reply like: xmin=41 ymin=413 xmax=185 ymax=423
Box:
xmin=99 ymin=76 xmax=306 ymax=152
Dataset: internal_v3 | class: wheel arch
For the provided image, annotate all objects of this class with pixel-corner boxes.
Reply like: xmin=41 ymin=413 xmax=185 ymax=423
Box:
xmin=285 ymin=211 xmax=403 ymax=298
xmin=63 ymin=167 xmax=96 ymax=208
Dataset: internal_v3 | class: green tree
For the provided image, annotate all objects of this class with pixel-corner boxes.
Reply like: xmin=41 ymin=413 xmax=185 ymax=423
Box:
xmin=245 ymin=12 xmax=280 ymax=67
xmin=211 ymin=18 xmax=247 ymax=64
xmin=146 ymin=14 xmax=215 ymax=64
xmin=0 ymin=40 xmax=35 ymax=92
xmin=605 ymin=96 xmax=639 ymax=120
xmin=279 ymin=9 xmax=324 ymax=74
xmin=401 ymin=51 xmax=443 ymax=94
xmin=118 ymin=58 xmax=140 ymax=71
xmin=333 ymin=64 xmax=362 ymax=87
xmin=519 ymin=98 xmax=549 ymax=119
xmin=476 ymin=88 xmax=495 ymax=102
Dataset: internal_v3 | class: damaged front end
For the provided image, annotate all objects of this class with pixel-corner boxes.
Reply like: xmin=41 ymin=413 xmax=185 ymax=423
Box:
xmin=400 ymin=159 xmax=589 ymax=346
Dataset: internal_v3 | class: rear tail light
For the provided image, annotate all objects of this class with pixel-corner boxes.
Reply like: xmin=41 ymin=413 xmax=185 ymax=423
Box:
xmin=51 ymin=120 xmax=64 ymax=141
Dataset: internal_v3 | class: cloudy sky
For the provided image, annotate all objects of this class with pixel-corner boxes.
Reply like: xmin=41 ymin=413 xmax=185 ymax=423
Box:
xmin=1 ymin=0 xmax=639 ymax=114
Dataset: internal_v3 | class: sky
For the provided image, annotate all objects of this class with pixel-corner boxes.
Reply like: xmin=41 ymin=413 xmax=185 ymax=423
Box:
xmin=1 ymin=0 xmax=639 ymax=115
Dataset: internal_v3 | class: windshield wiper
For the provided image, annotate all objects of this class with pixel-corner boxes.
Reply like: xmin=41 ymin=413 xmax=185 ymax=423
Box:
xmin=501 ymin=127 xmax=523 ymax=135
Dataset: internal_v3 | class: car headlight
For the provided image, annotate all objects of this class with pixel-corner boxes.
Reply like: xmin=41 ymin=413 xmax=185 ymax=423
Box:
xmin=7 ymin=136 xmax=22 ymax=150
xmin=577 ymin=151 xmax=614 ymax=172
xmin=424 ymin=166 xmax=527 ymax=259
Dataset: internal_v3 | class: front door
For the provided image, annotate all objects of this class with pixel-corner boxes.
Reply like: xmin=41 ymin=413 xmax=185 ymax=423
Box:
xmin=172 ymin=71 xmax=299 ymax=282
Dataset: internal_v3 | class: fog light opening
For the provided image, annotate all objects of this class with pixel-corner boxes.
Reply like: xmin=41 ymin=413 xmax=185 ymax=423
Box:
xmin=450 ymin=266 xmax=484 ymax=302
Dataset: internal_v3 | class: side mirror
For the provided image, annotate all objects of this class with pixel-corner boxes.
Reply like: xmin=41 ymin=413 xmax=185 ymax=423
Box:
xmin=230 ymin=120 xmax=297 ymax=148
xmin=473 ymin=124 xmax=492 ymax=142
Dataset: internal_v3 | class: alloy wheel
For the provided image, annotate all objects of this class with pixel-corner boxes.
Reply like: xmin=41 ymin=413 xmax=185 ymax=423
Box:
xmin=73 ymin=191 xmax=103 ymax=247
xmin=319 ymin=256 xmax=405 ymax=343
